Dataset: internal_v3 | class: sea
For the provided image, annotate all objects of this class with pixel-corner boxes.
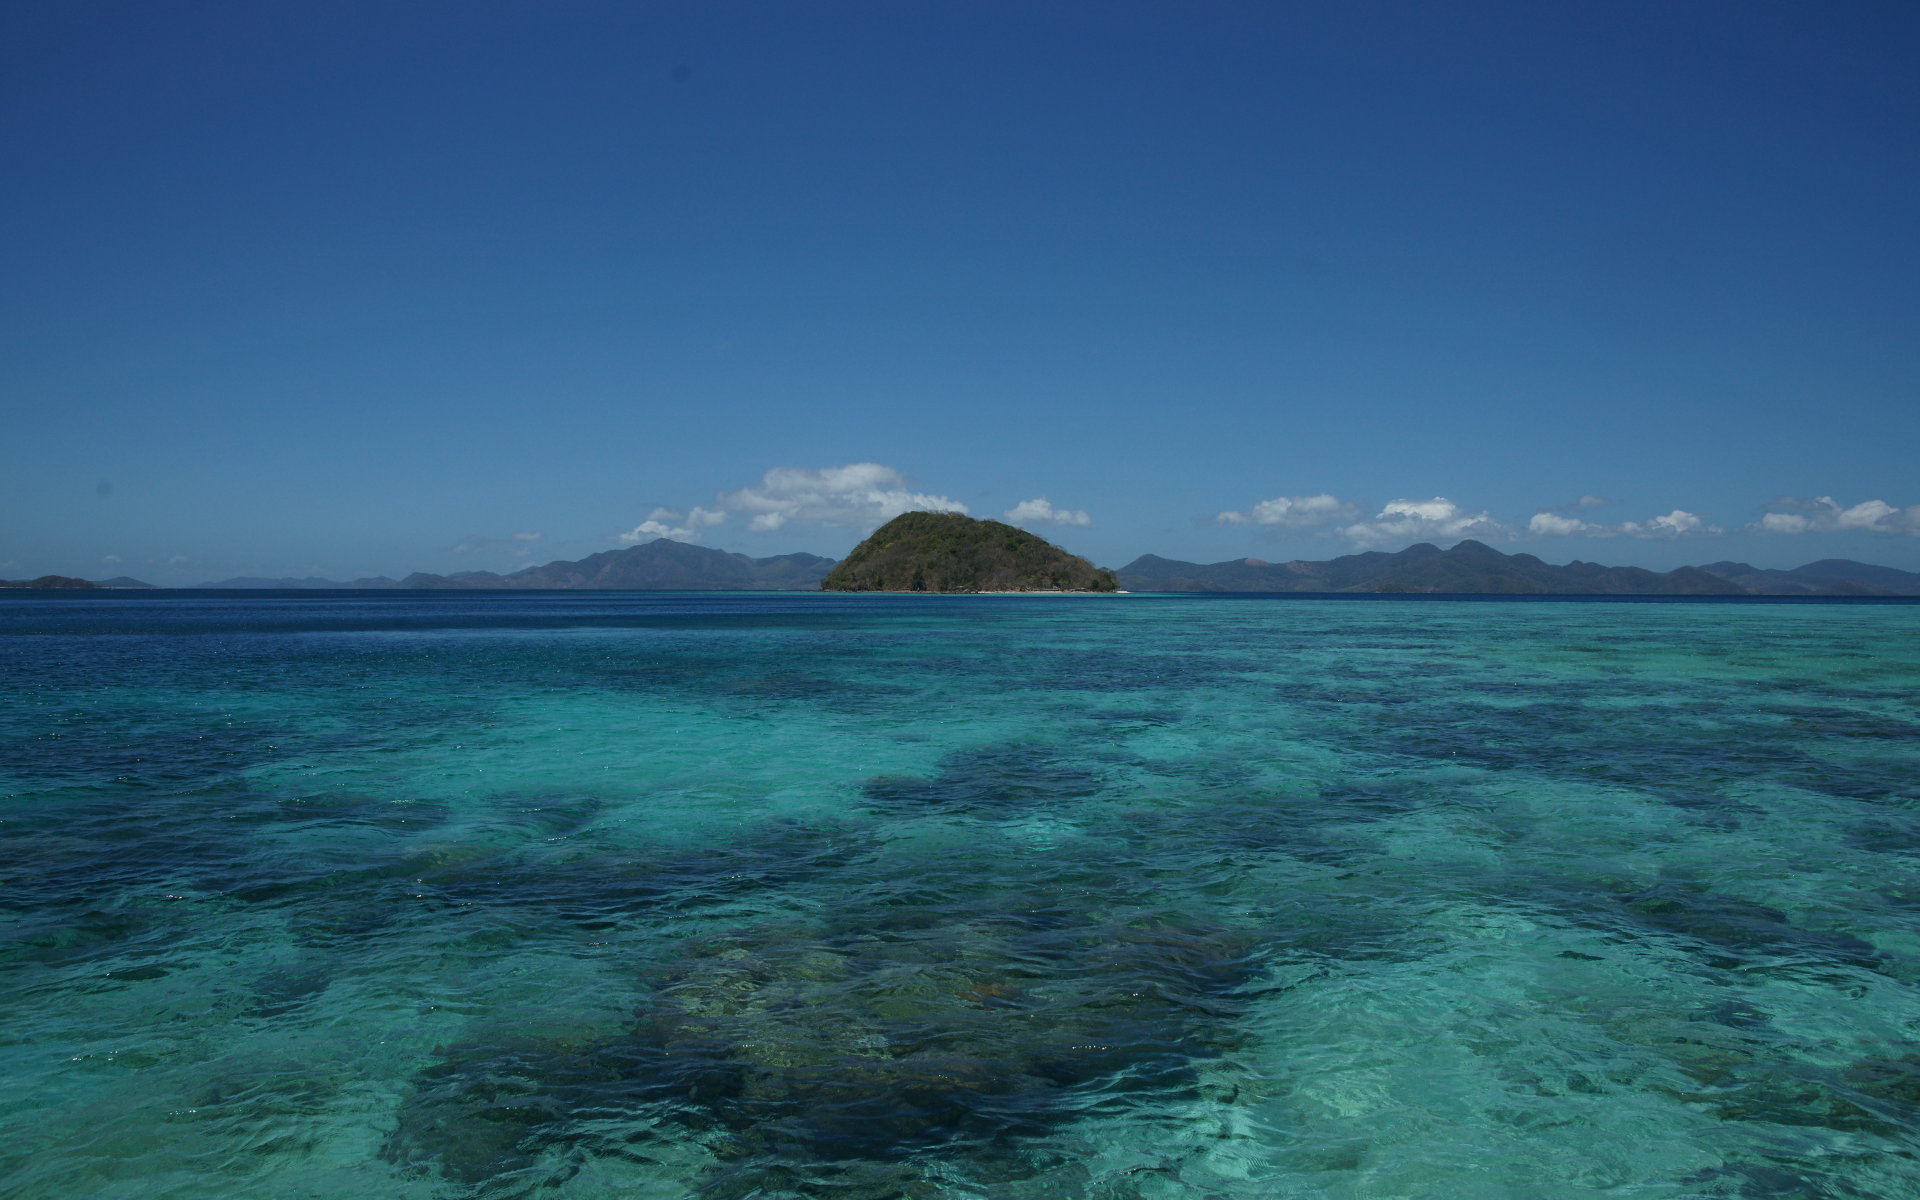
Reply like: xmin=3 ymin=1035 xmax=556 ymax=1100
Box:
xmin=3 ymin=589 xmax=1918 ymax=1200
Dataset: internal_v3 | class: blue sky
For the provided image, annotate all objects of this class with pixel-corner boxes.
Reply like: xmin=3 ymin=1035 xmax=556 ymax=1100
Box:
xmin=5 ymin=1 xmax=1917 ymax=584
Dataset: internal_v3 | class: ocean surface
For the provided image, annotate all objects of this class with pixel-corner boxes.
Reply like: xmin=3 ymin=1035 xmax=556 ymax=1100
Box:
xmin=4 ymin=590 xmax=1919 ymax=1200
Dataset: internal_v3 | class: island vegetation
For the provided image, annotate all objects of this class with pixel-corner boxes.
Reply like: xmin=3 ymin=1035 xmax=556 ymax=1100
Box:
xmin=820 ymin=512 xmax=1118 ymax=593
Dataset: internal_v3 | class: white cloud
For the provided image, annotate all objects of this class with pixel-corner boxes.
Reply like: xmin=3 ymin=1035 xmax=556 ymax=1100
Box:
xmin=1833 ymin=499 xmax=1897 ymax=530
xmin=1528 ymin=505 xmax=1721 ymax=539
xmin=102 ymin=555 xmax=121 ymax=564
xmin=1620 ymin=509 xmax=1720 ymax=538
xmin=1751 ymin=496 xmax=1920 ymax=536
xmin=1528 ymin=512 xmax=1604 ymax=537
xmin=617 ymin=505 xmax=723 ymax=544
xmin=1217 ymin=493 xmax=1360 ymax=529
xmin=613 ymin=464 xmax=965 ymax=545
xmin=1342 ymin=498 xmax=1510 ymax=547
xmin=512 ymin=531 xmax=543 ymax=542
xmin=617 ymin=520 xmax=687 ymax=544
xmin=1577 ymin=494 xmax=1609 ymax=508
xmin=716 ymin=463 xmax=967 ymax=533
xmin=1003 ymin=497 xmax=1091 ymax=527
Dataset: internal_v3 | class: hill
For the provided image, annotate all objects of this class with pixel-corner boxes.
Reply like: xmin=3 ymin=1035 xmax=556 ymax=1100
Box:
xmin=1118 ymin=541 xmax=1744 ymax=595
xmin=821 ymin=512 xmax=1117 ymax=592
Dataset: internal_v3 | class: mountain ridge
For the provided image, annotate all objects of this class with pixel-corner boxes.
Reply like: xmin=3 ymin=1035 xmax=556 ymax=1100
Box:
xmin=1114 ymin=541 xmax=1918 ymax=596
xmin=160 ymin=538 xmax=1920 ymax=596
xmin=194 ymin=540 xmax=835 ymax=591
xmin=1 ymin=574 xmax=159 ymax=589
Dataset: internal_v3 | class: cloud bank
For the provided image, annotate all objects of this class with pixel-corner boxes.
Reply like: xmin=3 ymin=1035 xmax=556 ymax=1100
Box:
xmin=1217 ymin=493 xmax=1360 ymax=529
xmin=718 ymin=463 xmax=968 ymax=532
xmin=1003 ymin=497 xmax=1091 ymax=527
xmin=1218 ymin=493 xmax=1520 ymax=547
xmin=1754 ymin=496 xmax=1920 ymax=536
xmin=1342 ymin=498 xmax=1509 ymax=547
xmin=613 ymin=476 xmax=1920 ymax=557
xmin=1527 ymin=512 xmax=1603 ymax=537
xmin=1527 ymin=508 xmax=1721 ymax=538
xmin=1621 ymin=510 xmax=1718 ymax=537
xmin=617 ymin=506 xmax=726 ymax=544
xmin=619 ymin=463 xmax=971 ymax=544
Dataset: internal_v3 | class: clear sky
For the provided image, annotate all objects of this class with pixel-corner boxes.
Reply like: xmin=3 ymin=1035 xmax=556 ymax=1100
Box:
xmin=5 ymin=1 xmax=1917 ymax=584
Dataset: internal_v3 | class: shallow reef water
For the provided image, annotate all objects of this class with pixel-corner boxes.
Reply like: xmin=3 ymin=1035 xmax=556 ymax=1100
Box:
xmin=3 ymin=590 xmax=1919 ymax=1198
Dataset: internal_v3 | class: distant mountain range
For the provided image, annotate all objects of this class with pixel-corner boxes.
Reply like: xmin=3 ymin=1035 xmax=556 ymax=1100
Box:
xmin=13 ymin=537 xmax=1911 ymax=596
xmin=195 ymin=539 xmax=836 ymax=591
xmin=1114 ymin=541 xmax=1920 ymax=596
xmin=0 ymin=574 xmax=158 ymax=589
xmin=1693 ymin=558 xmax=1920 ymax=596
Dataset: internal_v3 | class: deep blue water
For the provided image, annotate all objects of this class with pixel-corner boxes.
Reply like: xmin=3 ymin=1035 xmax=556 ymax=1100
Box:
xmin=3 ymin=590 xmax=1919 ymax=1199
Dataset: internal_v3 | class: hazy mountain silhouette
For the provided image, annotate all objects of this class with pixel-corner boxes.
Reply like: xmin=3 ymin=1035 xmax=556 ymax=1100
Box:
xmin=1121 ymin=541 xmax=1812 ymax=595
xmin=183 ymin=538 xmax=1918 ymax=596
xmin=195 ymin=539 xmax=835 ymax=591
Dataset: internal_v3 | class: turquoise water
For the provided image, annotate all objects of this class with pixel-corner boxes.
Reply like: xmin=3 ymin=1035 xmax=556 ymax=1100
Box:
xmin=3 ymin=591 xmax=1919 ymax=1199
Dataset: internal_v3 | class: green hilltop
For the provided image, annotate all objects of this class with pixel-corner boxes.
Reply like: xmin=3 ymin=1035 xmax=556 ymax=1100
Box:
xmin=820 ymin=512 xmax=1118 ymax=593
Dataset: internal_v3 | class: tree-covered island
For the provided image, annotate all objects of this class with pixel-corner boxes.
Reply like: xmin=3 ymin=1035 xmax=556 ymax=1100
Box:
xmin=820 ymin=512 xmax=1119 ymax=593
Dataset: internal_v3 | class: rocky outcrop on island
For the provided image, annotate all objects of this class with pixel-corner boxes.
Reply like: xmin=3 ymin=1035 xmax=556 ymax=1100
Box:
xmin=821 ymin=512 xmax=1118 ymax=593
xmin=1118 ymin=540 xmax=1745 ymax=595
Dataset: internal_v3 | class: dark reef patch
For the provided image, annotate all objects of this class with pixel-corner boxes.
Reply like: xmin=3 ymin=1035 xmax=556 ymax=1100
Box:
xmin=385 ymin=891 xmax=1265 ymax=1195
xmin=1782 ymin=709 xmax=1920 ymax=742
xmin=1846 ymin=816 xmax=1920 ymax=857
xmin=0 ymin=710 xmax=285 ymax=791
xmin=862 ymin=742 xmax=1106 ymax=817
xmin=1532 ymin=876 xmax=1889 ymax=974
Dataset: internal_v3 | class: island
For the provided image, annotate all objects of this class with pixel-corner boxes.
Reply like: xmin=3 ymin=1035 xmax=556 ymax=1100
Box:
xmin=820 ymin=512 xmax=1119 ymax=593
xmin=0 ymin=575 xmax=104 ymax=589
xmin=0 ymin=575 xmax=159 ymax=589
